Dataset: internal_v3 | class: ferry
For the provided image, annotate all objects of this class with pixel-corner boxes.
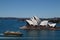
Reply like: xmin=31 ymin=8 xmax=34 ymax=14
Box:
xmin=4 ymin=31 xmax=23 ymax=36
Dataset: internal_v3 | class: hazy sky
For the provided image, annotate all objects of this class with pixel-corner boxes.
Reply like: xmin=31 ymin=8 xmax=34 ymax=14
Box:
xmin=0 ymin=0 xmax=60 ymax=18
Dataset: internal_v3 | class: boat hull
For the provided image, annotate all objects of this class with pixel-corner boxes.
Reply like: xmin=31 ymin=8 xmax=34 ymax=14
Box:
xmin=4 ymin=32 xmax=23 ymax=36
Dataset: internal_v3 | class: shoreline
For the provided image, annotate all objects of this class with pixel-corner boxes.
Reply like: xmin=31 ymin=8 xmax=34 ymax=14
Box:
xmin=0 ymin=17 xmax=60 ymax=23
xmin=20 ymin=26 xmax=60 ymax=30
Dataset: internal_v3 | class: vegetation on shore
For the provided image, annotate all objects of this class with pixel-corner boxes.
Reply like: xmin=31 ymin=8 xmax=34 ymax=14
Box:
xmin=0 ymin=17 xmax=60 ymax=23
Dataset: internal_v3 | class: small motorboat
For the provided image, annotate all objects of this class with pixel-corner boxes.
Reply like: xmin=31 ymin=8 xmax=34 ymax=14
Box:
xmin=4 ymin=31 xmax=23 ymax=36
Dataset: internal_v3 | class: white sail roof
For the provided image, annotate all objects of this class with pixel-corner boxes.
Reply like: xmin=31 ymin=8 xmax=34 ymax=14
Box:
xmin=48 ymin=23 xmax=56 ymax=27
xmin=33 ymin=16 xmax=41 ymax=25
xmin=40 ymin=20 xmax=48 ymax=26
xmin=26 ymin=20 xmax=33 ymax=25
xmin=30 ymin=16 xmax=38 ymax=26
xmin=33 ymin=16 xmax=41 ymax=21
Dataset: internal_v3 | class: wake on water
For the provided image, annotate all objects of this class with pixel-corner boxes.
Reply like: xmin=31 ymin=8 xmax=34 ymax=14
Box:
xmin=0 ymin=33 xmax=4 ymax=35
xmin=0 ymin=33 xmax=40 ymax=39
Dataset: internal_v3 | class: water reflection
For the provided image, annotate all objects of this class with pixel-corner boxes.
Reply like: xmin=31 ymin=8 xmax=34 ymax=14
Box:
xmin=39 ymin=30 xmax=48 ymax=40
xmin=0 ymin=30 xmax=57 ymax=40
xmin=23 ymin=30 xmax=56 ymax=40
xmin=50 ymin=31 xmax=55 ymax=39
xmin=27 ymin=30 xmax=39 ymax=37
xmin=40 ymin=30 xmax=55 ymax=40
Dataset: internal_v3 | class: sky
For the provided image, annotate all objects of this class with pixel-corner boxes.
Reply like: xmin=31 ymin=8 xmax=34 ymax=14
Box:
xmin=0 ymin=0 xmax=60 ymax=18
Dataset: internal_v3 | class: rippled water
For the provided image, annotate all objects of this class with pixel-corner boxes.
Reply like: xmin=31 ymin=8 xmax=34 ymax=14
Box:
xmin=0 ymin=19 xmax=60 ymax=40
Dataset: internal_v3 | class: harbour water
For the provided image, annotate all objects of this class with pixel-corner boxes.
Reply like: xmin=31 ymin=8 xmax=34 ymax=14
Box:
xmin=0 ymin=19 xmax=60 ymax=40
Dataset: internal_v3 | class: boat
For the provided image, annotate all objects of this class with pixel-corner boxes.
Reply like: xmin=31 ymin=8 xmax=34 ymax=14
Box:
xmin=4 ymin=31 xmax=23 ymax=36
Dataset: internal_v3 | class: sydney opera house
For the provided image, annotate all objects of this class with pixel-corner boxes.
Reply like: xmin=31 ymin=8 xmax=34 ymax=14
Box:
xmin=20 ymin=16 xmax=57 ymax=30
